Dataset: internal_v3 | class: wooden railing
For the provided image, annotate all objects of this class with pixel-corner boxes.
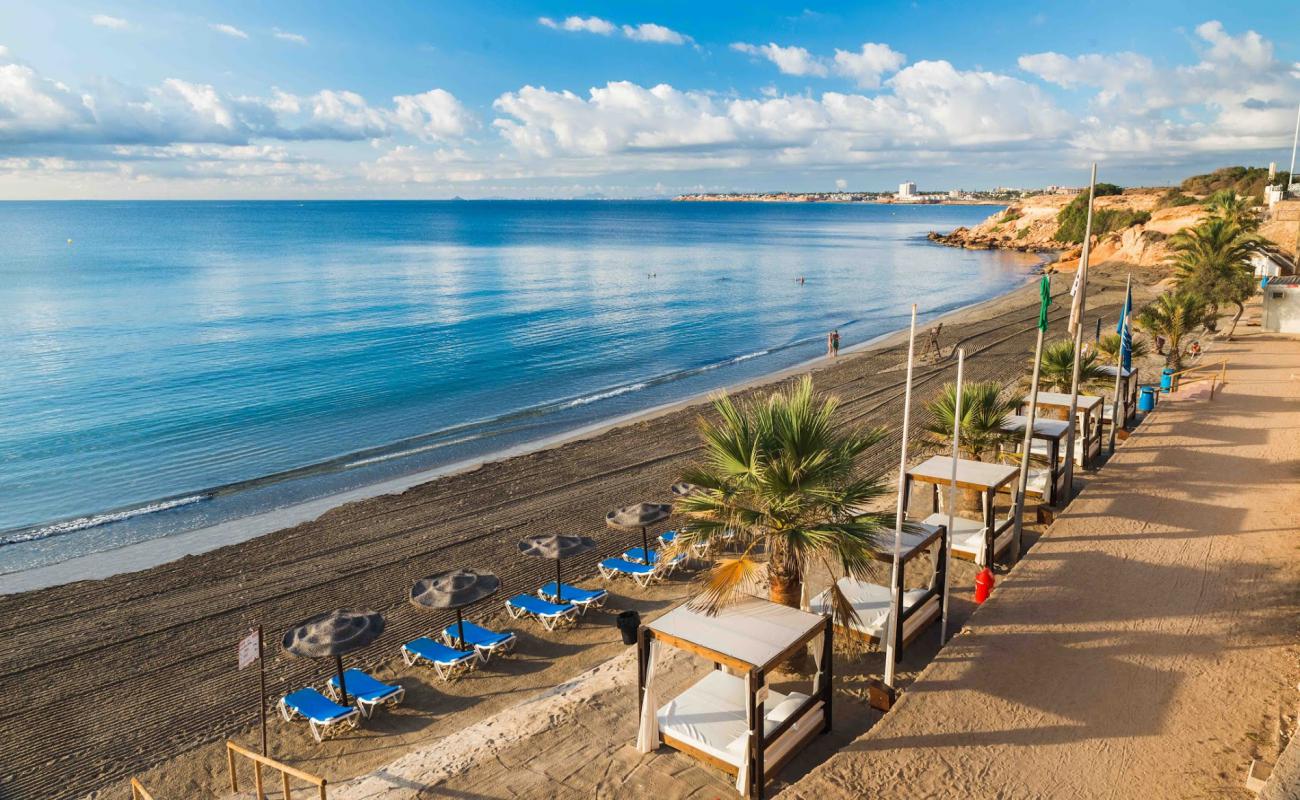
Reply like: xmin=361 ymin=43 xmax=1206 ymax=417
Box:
xmin=129 ymin=778 xmax=155 ymax=800
xmin=226 ymin=740 xmax=327 ymax=800
xmin=1167 ymin=358 xmax=1228 ymax=399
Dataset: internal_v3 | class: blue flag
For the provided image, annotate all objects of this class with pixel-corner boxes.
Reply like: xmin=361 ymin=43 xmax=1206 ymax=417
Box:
xmin=1116 ymin=279 xmax=1133 ymax=372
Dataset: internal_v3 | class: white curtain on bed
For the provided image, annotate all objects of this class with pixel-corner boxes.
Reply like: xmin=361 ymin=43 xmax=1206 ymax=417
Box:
xmin=636 ymin=641 xmax=662 ymax=753
xmin=735 ymin=670 xmax=754 ymax=794
xmin=811 ymin=633 xmax=826 ymax=696
xmin=977 ymin=492 xmax=990 ymax=566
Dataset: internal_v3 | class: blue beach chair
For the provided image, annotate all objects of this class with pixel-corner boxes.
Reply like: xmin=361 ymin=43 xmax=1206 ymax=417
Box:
xmin=506 ymin=594 xmax=579 ymax=630
xmin=401 ymin=637 xmax=478 ymax=681
xmin=325 ymin=669 xmax=404 ymax=718
xmin=598 ymin=557 xmax=657 ymax=587
xmin=277 ymin=688 xmax=360 ymax=742
xmin=442 ymin=620 xmax=517 ymax=662
xmin=538 ymin=582 xmax=608 ymax=613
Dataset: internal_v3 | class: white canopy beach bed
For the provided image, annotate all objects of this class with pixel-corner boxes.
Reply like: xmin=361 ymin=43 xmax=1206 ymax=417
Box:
xmin=636 ymin=598 xmax=831 ymax=799
xmin=1098 ymin=364 xmax=1140 ymax=436
xmin=998 ymin=414 xmax=1070 ymax=505
xmin=901 ymin=455 xmax=1019 ymax=566
xmin=1020 ymin=392 xmax=1104 ymax=469
xmin=806 ymin=523 xmax=945 ymax=651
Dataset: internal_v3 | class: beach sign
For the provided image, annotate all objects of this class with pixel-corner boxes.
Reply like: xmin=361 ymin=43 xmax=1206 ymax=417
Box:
xmin=238 ymin=628 xmax=261 ymax=669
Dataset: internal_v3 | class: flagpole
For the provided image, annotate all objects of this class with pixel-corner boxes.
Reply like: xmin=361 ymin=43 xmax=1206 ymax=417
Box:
xmin=1063 ymin=164 xmax=1098 ymax=499
xmin=940 ymin=348 xmax=965 ymax=645
xmin=1109 ymin=273 xmax=1132 ymax=453
xmin=884 ymin=305 xmax=918 ymax=688
xmin=257 ymin=625 xmax=267 ymax=756
xmin=1012 ymin=276 xmax=1050 ymax=561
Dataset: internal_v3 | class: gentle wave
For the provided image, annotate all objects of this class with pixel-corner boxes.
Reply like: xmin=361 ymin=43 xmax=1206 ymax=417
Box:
xmin=1 ymin=494 xmax=210 ymax=547
xmin=344 ymin=434 xmax=485 ymax=468
xmin=563 ymin=382 xmax=649 ymax=408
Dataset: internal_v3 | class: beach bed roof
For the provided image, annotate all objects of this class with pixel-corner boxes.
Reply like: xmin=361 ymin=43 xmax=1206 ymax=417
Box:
xmin=646 ymin=596 xmax=825 ymax=671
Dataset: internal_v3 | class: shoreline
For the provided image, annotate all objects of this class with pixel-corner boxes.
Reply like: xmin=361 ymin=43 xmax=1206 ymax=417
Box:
xmin=0 ymin=254 xmax=1046 ymax=595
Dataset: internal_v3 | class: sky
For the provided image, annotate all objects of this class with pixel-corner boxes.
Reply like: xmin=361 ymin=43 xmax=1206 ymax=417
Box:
xmin=0 ymin=0 xmax=1298 ymax=199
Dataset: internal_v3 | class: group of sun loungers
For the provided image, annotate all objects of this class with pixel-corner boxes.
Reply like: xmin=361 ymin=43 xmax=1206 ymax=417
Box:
xmin=278 ymin=536 xmax=686 ymax=741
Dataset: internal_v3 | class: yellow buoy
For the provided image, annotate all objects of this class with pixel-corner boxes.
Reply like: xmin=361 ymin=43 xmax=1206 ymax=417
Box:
xmin=67 ymin=238 xmax=73 ymax=245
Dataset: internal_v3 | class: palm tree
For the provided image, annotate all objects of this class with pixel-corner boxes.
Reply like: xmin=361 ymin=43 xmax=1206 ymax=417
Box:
xmin=922 ymin=381 xmax=1019 ymax=462
xmin=1136 ymin=291 xmax=1205 ymax=370
xmin=1205 ymin=190 xmax=1259 ymax=232
xmin=1168 ymin=217 xmax=1260 ymax=338
xmin=1035 ymin=338 xmax=1109 ymax=393
xmin=1095 ymin=332 xmax=1150 ymax=366
xmin=673 ymin=377 xmax=893 ymax=630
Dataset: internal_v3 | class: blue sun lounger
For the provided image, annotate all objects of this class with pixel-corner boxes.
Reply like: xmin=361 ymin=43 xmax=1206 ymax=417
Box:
xmin=325 ymin=669 xmax=405 ymax=718
xmin=598 ymin=557 xmax=658 ymax=587
xmin=401 ymin=637 xmax=478 ymax=681
xmin=443 ymin=621 xmax=517 ymax=662
xmin=506 ymin=593 xmax=579 ymax=630
xmin=538 ymin=582 xmax=607 ymax=613
xmin=278 ymin=687 xmax=361 ymax=742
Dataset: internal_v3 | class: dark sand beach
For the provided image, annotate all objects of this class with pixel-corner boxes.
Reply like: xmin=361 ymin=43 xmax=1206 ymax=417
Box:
xmin=0 ymin=262 xmax=1145 ymax=800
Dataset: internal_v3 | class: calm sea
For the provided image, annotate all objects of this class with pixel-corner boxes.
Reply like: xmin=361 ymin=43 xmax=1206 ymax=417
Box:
xmin=0 ymin=200 xmax=1034 ymax=576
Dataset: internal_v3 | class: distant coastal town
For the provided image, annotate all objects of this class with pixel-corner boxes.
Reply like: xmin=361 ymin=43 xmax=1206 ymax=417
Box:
xmin=675 ymin=181 xmax=1079 ymax=204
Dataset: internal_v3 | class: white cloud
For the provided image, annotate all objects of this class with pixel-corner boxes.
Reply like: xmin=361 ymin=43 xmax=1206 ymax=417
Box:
xmin=621 ymin=23 xmax=690 ymax=45
xmin=1017 ymin=51 xmax=1153 ymax=95
xmin=538 ymin=16 xmax=616 ymax=35
xmin=1195 ymin=20 xmax=1272 ymax=71
xmin=91 ymin=14 xmax=128 ymax=30
xmin=731 ymin=42 xmax=828 ymax=77
xmin=273 ymin=30 xmax=308 ymax=45
xmin=392 ymin=89 xmax=477 ymax=141
xmin=832 ymin=43 xmax=906 ymax=88
xmin=210 ymin=23 xmax=249 ymax=40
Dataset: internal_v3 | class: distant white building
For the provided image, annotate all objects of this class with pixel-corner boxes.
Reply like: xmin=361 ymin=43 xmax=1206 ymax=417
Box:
xmin=898 ymin=181 xmax=917 ymax=199
xmin=948 ymin=189 xmax=963 ymax=199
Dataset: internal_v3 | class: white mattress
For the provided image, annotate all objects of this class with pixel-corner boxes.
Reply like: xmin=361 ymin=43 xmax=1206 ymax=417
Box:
xmin=921 ymin=513 xmax=1012 ymax=560
xmin=1030 ymin=437 xmax=1092 ymax=466
xmin=656 ymin=671 xmax=804 ymax=767
xmin=1025 ymin=465 xmax=1051 ymax=498
xmin=807 ymin=578 xmax=930 ymax=639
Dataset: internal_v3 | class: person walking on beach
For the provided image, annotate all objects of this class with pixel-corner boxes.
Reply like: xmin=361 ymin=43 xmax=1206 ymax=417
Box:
xmin=831 ymin=329 xmax=841 ymax=358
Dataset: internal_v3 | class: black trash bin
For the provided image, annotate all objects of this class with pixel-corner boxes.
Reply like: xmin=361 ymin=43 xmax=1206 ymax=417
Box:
xmin=616 ymin=610 xmax=641 ymax=645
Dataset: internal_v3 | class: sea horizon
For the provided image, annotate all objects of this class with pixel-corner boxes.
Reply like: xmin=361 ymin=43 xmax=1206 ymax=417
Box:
xmin=0 ymin=200 xmax=1036 ymax=582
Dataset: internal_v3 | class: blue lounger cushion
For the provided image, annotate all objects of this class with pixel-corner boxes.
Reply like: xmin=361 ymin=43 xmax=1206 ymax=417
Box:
xmin=658 ymin=530 xmax=677 ymax=545
xmin=444 ymin=620 xmax=515 ymax=650
xmin=600 ymin=557 xmax=655 ymax=576
xmin=282 ymin=688 xmax=355 ymax=724
xmin=402 ymin=637 xmax=475 ymax=665
xmin=327 ymin=669 xmax=402 ymax=705
xmin=623 ymin=547 xmax=657 ymax=564
xmin=539 ymin=582 xmax=607 ymax=604
xmin=508 ymin=594 xmax=575 ymax=616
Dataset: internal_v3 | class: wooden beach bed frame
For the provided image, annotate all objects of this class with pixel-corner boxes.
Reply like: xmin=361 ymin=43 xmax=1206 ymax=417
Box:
xmin=806 ymin=523 xmax=946 ymax=651
xmin=1020 ymin=392 xmax=1104 ymax=469
xmin=1098 ymin=364 xmax=1140 ymax=437
xmin=901 ymin=455 xmax=1019 ymax=566
xmin=997 ymin=414 xmax=1070 ymax=506
xmin=637 ymin=598 xmax=832 ymax=799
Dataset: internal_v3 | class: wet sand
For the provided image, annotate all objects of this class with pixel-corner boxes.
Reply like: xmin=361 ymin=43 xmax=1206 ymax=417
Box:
xmin=0 ymin=262 xmax=1141 ymax=800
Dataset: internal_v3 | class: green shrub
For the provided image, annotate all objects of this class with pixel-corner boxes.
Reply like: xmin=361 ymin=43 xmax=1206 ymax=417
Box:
xmin=1093 ymin=182 xmax=1124 ymax=197
xmin=1180 ymin=166 xmax=1291 ymax=202
xmin=1052 ymin=194 xmax=1151 ymax=243
xmin=1157 ymin=188 xmax=1199 ymax=209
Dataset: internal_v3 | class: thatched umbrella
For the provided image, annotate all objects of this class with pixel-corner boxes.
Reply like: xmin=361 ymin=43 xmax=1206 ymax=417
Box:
xmin=606 ymin=502 xmax=672 ymax=564
xmin=410 ymin=568 xmax=501 ymax=647
xmin=518 ymin=534 xmax=596 ymax=603
xmin=282 ymin=608 xmax=385 ymax=705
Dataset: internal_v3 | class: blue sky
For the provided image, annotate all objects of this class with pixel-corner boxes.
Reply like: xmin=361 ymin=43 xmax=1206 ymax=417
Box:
xmin=1 ymin=1 xmax=1297 ymax=197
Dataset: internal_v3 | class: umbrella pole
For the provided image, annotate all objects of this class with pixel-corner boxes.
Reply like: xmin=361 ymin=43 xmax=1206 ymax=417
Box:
xmin=642 ymin=526 xmax=650 ymax=564
xmin=556 ymin=559 xmax=563 ymax=603
xmin=335 ymin=654 xmax=348 ymax=706
xmin=456 ymin=608 xmax=466 ymax=648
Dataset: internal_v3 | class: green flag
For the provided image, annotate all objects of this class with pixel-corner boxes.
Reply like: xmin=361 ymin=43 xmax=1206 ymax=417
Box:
xmin=1037 ymin=275 xmax=1051 ymax=332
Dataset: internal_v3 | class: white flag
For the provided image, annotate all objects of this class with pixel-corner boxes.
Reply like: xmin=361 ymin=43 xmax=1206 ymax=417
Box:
xmin=1067 ymin=264 xmax=1084 ymax=336
xmin=238 ymin=628 xmax=261 ymax=670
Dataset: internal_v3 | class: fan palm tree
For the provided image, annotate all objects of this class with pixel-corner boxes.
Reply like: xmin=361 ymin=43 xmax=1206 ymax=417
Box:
xmin=1168 ymin=217 xmax=1260 ymax=338
xmin=1205 ymin=190 xmax=1259 ymax=232
xmin=1095 ymin=332 xmax=1150 ymax=366
xmin=1035 ymin=338 xmax=1109 ymax=393
xmin=673 ymin=377 xmax=893 ymax=631
xmin=1135 ymin=291 xmax=1205 ymax=370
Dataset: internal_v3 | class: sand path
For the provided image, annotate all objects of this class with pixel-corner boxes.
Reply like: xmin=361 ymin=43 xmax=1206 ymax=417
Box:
xmin=784 ymin=329 xmax=1300 ymax=799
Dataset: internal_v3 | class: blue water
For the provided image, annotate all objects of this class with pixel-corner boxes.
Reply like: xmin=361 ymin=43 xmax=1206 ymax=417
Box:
xmin=0 ymin=200 xmax=1035 ymax=575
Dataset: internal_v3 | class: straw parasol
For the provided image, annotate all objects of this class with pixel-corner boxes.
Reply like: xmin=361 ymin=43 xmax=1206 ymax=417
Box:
xmin=518 ymin=534 xmax=596 ymax=603
xmin=282 ymin=608 xmax=385 ymax=705
xmin=410 ymin=568 xmax=501 ymax=648
xmin=606 ymin=502 xmax=672 ymax=565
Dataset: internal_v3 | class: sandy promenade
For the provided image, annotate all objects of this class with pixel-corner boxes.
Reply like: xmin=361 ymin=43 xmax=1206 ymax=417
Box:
xmin=785 ymin=327 xmax=1300 ymax=799
xmin=1 ymin=260 xmax=1141 ymax=800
